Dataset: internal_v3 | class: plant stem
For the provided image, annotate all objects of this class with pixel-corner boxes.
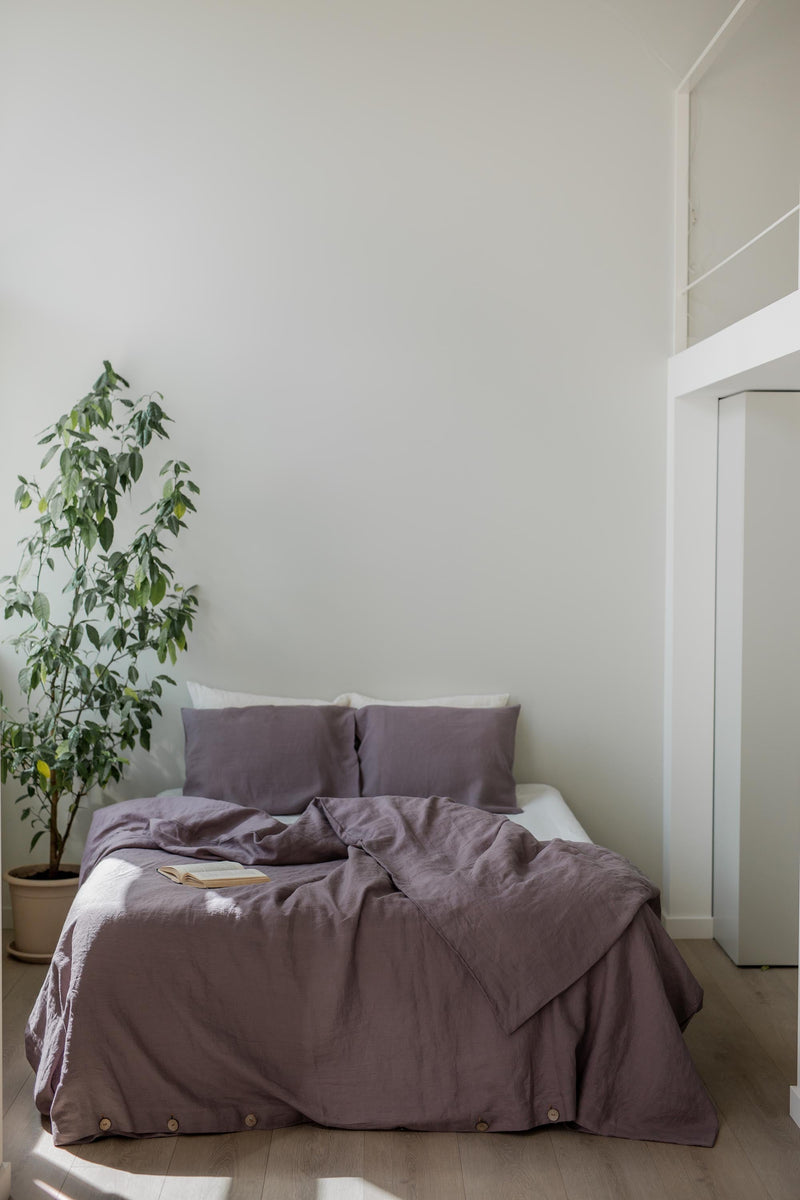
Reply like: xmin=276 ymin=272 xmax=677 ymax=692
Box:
xmin=48 ymin=790 xmax=60 ymax=876
xmin=55 ymin=789 xmax=84 ymax=872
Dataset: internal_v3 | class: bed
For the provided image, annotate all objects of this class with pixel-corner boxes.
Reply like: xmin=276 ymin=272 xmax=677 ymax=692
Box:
xmin=25 ymin=697 xmax=718 ymax=1148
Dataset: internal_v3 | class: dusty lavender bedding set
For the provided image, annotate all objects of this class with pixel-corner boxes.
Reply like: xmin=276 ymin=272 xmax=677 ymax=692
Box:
xmin=27 ymin=792 xmax=718 ymax=1147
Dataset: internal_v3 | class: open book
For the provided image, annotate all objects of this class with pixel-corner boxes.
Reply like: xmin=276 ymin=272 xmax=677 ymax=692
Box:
xmin=157 ymin=861 xmax=270 ymax=888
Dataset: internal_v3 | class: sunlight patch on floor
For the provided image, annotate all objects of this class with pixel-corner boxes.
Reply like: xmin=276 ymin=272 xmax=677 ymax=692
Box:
xmin=317 ymin=1180 xmax=398 ymax=1200
xmin=159 ymin=1179 xmax=232 ymax=1200
xmin=72 ymin=1164 xmax=177 ymax=1200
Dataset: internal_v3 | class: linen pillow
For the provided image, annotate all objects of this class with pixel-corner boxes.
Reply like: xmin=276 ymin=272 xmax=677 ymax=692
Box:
xmin=182 ymin=705 xmax=359 ymax=815
xmin=355 ymin=705 xmax=521 ymax=814
xmin=334 ymin=691 xmax=510 ymax=708
xmin=187 ymin=681 xmax=332 ymax=708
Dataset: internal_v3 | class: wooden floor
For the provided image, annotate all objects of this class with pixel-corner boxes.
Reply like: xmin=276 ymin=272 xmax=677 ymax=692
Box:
xmin=2 ymin=938 xmax=798 ymax=1200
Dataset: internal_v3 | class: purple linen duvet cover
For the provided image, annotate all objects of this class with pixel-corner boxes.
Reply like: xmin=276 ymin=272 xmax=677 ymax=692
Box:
xmin=26 ymin=794 xmax=718 ymax=1147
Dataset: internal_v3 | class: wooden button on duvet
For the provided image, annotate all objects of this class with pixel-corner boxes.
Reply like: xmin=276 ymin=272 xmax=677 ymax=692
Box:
xmin=547 ymin=1107 xmax=560 ymax=1122
xmin=475 ymin=1120 xmax=489 ymax=1132
xmin=244 ymin=1113 xmax=257 ymax=1128
xmin=167 ymin=1117 xmax=179 ymax=1132
xmin=98 ymin=1117 xmax=112 ymax=1132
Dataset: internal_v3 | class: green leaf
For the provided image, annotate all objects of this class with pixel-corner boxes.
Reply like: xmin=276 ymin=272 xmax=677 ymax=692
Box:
xmin=30 ymin=830 xmax=45 ymax=852
xmin=40 ymin=443 xmax=60 ymax=469
xmin=130 ymin=451 xmax=143 ymax=482
xmin=97 ymin=517 xmax=114 ymax=552
xmin=123 ymin=686 xmax=138 ymax=700
xmin=32 ymin=592 xmax=50 ymax=625
xmin=150 ymin=574 xmax=167 ymax=605
xmin=80 ymin=521 xmax=98 ymax=551
xmin=64 ymin=468 xmax=81 ymax=501
xmin=86 ymin=624 xmax=101 ymax=650
xmin=18 ymin=490 xmax=32 ymax=510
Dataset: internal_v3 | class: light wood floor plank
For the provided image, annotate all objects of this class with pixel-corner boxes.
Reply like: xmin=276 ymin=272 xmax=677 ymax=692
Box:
xmin=58 ymin=1132 xmax=177 ymax=1200
xmin=363 ymin=1130 xmax=466 ymax=1200
xmin=645 ymin=1115 xmax=773 ymax=1200
xmin=677 ymin=939 xmax=800 ymax=1200
xmin=683 ymin=939 xmax=798 ymax=1083
xmin=2 ymin=950 xmax=31 ymax=1000
xmin=261 ymin=1126 xmax=365 ymax=1200
xmin=161 ymin=1130 xmax=271 ymax=1200
xmin=2 ymin=1084 xmax=73 ymax=1200
xmin=458 ymin=1128 xmax=568 ymax=1200
xmin=2 ymin=960 xmax=47 ymax=1113
xmin=549 ymin=1127 xmax=672 ymax=1200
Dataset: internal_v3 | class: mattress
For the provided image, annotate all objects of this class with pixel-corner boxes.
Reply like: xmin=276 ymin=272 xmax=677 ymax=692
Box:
xmin=510 ymin=783 xmax=591 ymax=842
xmin=156 ymin=782 xmax=592 ymax=841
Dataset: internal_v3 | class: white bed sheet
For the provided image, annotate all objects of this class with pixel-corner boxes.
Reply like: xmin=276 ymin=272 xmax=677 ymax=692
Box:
xmin=157 ymin=784 xmax=591 ymax=842
xmin=510 ymin=783 xmax=591 ymax=842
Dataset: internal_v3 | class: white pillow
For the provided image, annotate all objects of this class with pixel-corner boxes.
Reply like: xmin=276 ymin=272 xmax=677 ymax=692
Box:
xmin=187 ymin=681 xmax=333 ymax=708
xmin=332 ymin=691 xmax=510 ymax=708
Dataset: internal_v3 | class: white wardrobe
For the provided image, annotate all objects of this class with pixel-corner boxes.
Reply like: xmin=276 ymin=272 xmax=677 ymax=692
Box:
xmin=714 ymin=390 xmax=800 ymax=965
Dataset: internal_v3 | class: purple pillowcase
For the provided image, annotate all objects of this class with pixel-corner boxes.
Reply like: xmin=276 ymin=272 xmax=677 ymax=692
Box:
xmin=182 ymin=705 xmax=359 ymax=815
xmin=355 ymin=705 xmax=521 ymax=814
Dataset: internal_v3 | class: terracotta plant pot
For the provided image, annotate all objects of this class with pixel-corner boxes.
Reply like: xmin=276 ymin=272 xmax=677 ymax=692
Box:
xmin=5 ymin=864 xmax=81 ymax=963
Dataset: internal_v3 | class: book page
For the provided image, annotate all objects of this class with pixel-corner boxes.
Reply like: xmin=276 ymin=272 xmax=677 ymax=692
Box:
xmin=177 ymin=861 xmax=243 ymax=876
xmin=190 ymin=870 xmax=269 ymax=886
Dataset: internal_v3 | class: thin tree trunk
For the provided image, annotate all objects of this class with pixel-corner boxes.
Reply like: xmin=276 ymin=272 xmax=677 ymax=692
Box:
xmin=49 ymin=791 xmax=60 ymax=878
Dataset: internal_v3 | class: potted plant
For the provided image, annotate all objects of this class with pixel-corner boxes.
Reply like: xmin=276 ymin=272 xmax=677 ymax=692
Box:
xmin=1 ymin=362 xmax=199 ymax=961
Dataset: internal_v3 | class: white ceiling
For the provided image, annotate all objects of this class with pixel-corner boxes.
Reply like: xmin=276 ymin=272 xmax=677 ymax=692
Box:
xmin=596 ymin=0 xmax=738 ymax=82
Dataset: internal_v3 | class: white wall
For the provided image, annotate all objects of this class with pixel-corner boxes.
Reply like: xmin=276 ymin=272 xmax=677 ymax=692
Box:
xmin=713 ymin=391 xmax=800 ymax=964
xmin=689 ymin=0 xmax=800 ymax=342
xmin=0 ymin=0 xmax=719 ymax=888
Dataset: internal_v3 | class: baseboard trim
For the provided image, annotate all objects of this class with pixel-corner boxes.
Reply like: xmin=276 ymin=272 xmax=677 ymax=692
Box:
xmin=662 ymin=913 xmax=714 ymax=939
xmin=791 ymin=1086 xmax=800 ymax=1130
